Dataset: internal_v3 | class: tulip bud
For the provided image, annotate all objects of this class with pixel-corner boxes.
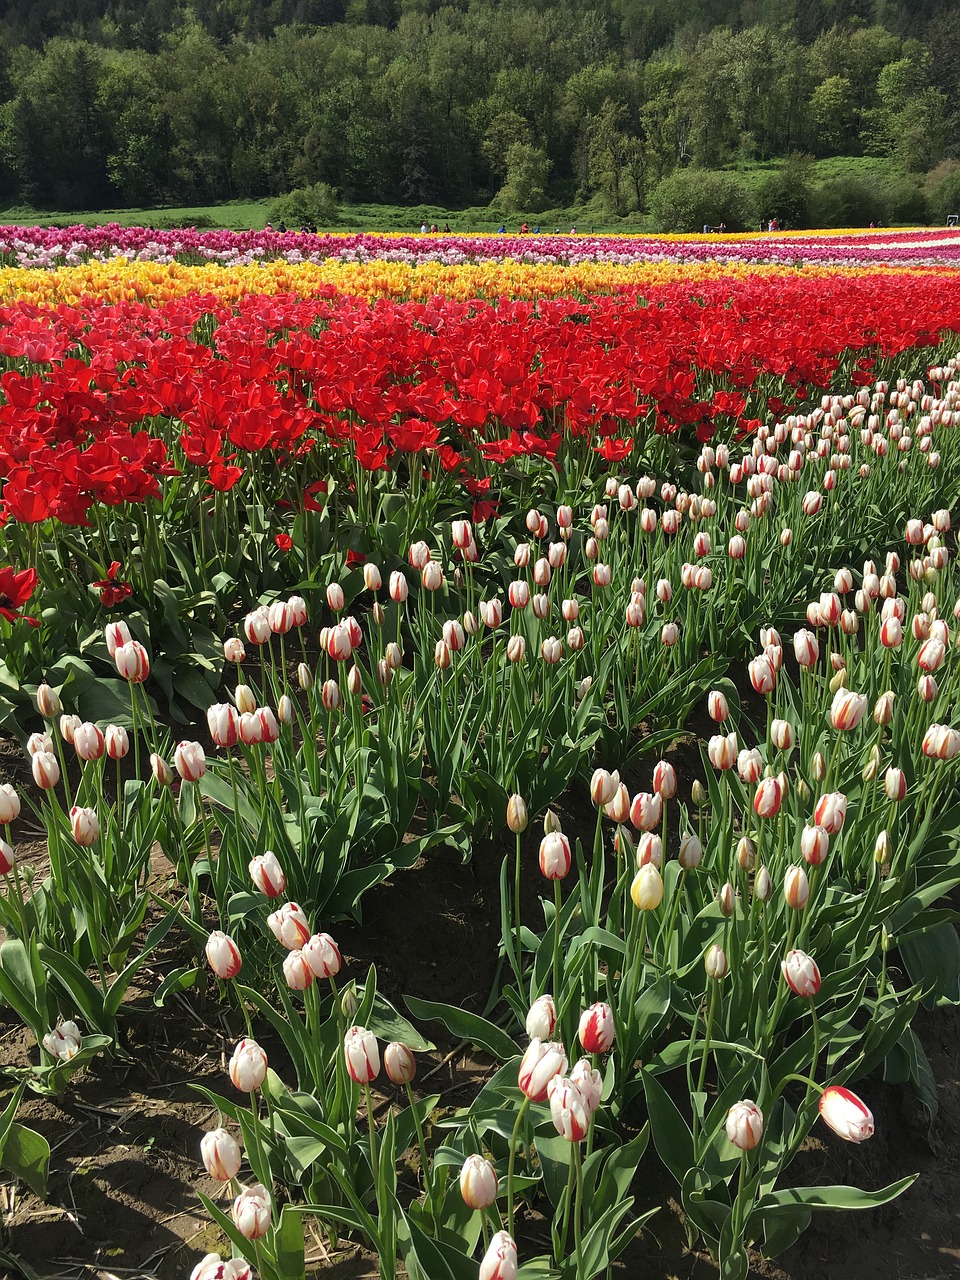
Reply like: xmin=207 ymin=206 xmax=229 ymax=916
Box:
xmin=678 ymin=832 xmax=702 ymax=869
xmin=691 ymin=779 xmax=708 ymax=807
xmin=344 ymin=1025 xmax=380 ymax=1083
xmin=200 ymin=1127 xmax=242 ymax=1181
xmin=784 ymin=865 xmax=810 ymax=910
xmin=781 ymin=949 xmax=821 ymax=996
xmin=384 ymin=1042 xmax=417 ymax=1085
xmin=0 ymin=784 xmax=20 ymax=825
xmin=518 ymin=1038 xmax=568 ymax=1101
xmin=526 ymin=994 xmax=557 ymax=1040
xmin=818 ymin=1086 xmax=874 ymax=1143
xmin=233 ymin=1183 xmax=271 ymax=1240
xmin=460 ymin=1154 xmax=499 ymax=1209
xmin=229 ymin=1039 xmax=268 ymax=1091
xmin=754 ymin=865 xmax=773 ymax=901
xmin=36 ymin=683 xmax=62 ymax=718
xmin=726 ymin=1100 xmax=763 ymax=1150
xmin=205 ymin=930 xmax=242 ymax=980
xmin=630 ymin=863 xmax=664 ymax=910
xmin=578 ymin=1001 xmax=615 ymax=1053
xmin=705 ymin=944 xmax=729 ymax=980
xmin=883 ymin=767 xmax=906 ymax=802
xmin=479 ymin=1230 xmax=518 ymax=1280
xmin=539 ymin=831 xmax=572 ymax=879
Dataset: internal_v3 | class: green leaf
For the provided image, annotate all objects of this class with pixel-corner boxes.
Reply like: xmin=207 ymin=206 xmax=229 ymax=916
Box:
xmin=899 ymin=922 xmax=960 ymax=1007
xmin=404 ymin=995 xmax=519 ymax=1061
xmin=399 ymin=1208 xmax=479 ymax=1280
xmin=756 ymin=1174 xmax=917 ymax=1214
xmin=641 ymin=1068 xmax=694 ymax=1186
xmin=0 ymin=1121 xmax=50 ymax=1197
xmin=153 ymin=966 xmax=200 ymax=1007
xmin=275 ymin=1205 xmax=306 ymax=1280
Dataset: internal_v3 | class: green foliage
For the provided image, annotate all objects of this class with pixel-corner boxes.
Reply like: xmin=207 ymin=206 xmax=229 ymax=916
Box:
xmin=268 ymin=182 xmax=340 ymax=229
xmin=755 ymin=154 xmax=816 ymax=229
xmin=928 ymin=165 xmax=960 ymax=222
xmin=648 ymin=168 xmax=753 ymax=233
xmin=497 ymin=143 xmax=551 ymax=214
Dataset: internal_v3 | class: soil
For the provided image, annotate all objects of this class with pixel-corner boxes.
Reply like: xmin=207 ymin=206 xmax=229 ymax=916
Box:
xmin=0 ymin=747 xmax=958 ymax=1280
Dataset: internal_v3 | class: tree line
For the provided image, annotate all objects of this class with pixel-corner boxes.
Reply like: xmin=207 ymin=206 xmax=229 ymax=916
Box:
xmin=0 ymin=0 xmax=957 ymax=217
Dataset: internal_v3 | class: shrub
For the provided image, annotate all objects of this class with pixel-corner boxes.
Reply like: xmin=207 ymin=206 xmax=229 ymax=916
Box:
xmin=810 ymin=178 xmax=882 ymax=228
xmin=268 ymin=182 xmax=339 ymax=229
xmin=755 ymin=154 xmax=817 ymax=230
xmin=648 ymin=168 xmax=753 ymax=233
xmin=927 ymin=166 xmax=960 ymax=224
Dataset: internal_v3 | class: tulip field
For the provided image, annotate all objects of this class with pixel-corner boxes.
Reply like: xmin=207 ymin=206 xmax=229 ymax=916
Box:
xmin=0 ymin=225 xmax=959 ymax=1280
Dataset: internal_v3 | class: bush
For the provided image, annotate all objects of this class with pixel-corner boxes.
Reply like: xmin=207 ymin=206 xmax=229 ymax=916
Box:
xmin=875 ymin=174 xmax=928 ymax=225
xmin=268 ymin=182 xmax=339 ymax=229
xmin=927 ymin=166 xmax=960 ymax=224
xmin=648 ymin=169 xmax=753 ymax=233
xmin=755 ymin=154 xmax=816 ymax=230
xmin=809 ymin=178 xmax=882 ymax=228
xmin=150 ymin=213 xmax=215 ymax=229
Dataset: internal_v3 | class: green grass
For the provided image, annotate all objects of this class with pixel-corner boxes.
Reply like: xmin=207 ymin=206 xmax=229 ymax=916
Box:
xmin=0 ymin=196 xmax=650 ymax=235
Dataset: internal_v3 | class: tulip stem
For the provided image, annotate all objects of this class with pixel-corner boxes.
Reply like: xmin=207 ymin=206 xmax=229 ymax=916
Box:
xmin=364 ymin=1081 xmax=379 ymax=1184
xmin=572 ymin=1139 xmax=585 ymax=1278
xmin=514 ymin=830 xmax=523 ymax=967
xmin=506 ymin=1095 xmax=530 ymax=1236
xmin=403 ymin=1080 xmax=430 ymax=1199
xmin=696 ymin=980 xmax=719 ymax=1100
xmin=552 ymin=880 xmax=563 ymax=1020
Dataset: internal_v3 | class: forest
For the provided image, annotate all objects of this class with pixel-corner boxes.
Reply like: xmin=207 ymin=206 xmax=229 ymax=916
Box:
xmin=0 ymin=0 xmax=957 ymax=219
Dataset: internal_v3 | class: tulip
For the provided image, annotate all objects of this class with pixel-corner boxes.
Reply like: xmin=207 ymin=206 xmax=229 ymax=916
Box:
xmin=726 ymin=1100 xmax=763 ymax=1150
xmin=636 ymin=832 xmax=662 ymax=868
xmin=69 ymin=806 xmax=99 ymax=847
xmin=479 ymin=1230 xmax=518 ymax=1280
xmin=770 ymin=719 xmax=793 ymax=751
xmin=705 ymin=945 xmax=728 ymax=980
xmin=21 ymin=731 xmax=47 ymax=756
xmin=590 ymin=768 xmax=618 ymax=807
xmin=303 ymin=932 xmax=342 ymax=979
xmin=344 ymin=1026 xmax=380 ymax=1083
xmin=884 ymin=767 xmax=907 ymax=802
xmin=506 ymin=794 xmax=527 ymax=833
xmin=205 ymin=931 xmax=242 ymax=980
xmin=190 ymin=1254 xmax=251 ymax=1280
xmin=384 ymin=1042 xmax=417 ymax=1086
xmin=421 ymin=561 xmax=443 ymax=591
xmin=42 ymin=1020 xmax=82 ymax=1061
xmin=104 ymin=620 xmax=132 ymax=657
xmin=707 ymin=690 xmax=729 ymax=722
xmin=104 ymin=724 xmax=129 ymax=760
xmin=652 ymin=759 xmax=677 ymax=799
xmin=800 ymin=824 xmax=829 ymax=865
xmin=73 ymin=722 xmax=105 ymax=762
xmin=569 ymin=1057 xmax=602 ymax=1112
xmin=873 ymin=691 xmax=895 ymax=725
xmin=922 ymin=723 xmax=960 ymax=760
xmin=267 ymin=601 xmax=293 ymax=634
xmin=207 ymin=703 xmax=239 ymax=748
xmin=0 ymin=784 xmax=20 ymax=824
xmin=257 ymin=708 xmax=280 ymax=744
xmin=526 ymin=994 xmax=557 ymax=1040
xmin=389 ymin=570 xmax=409 ymax=602
xmin=784 ymin=865 xmax=810 ymax=910
xmin=548 ymin=1075 xmax=590 ymax=1142
xmin=793 ymin=629 xmax=819 ymax=667
xmin=813 ymin=791 xmax=847 ymax=834
xmin=749 ymin=654 xmax=776 ymax=694
xmin=36 ymin=683 xmax=62 ymax=718
xmin=518 ymin=1038 xmax=568 ymax=1101
xmin=151 ymin=753 xmax=173 ymax=786
xmin=200 ymin=1128 xmax=242 ymax=1181
xmin=629 ymin=790 xmax=662 ymax=831
xmin=707 ymin=732 xmax=738 ymax=771
xmin=243 ymin=608 xmax=271 ymax=645
xmin=578 ymin=1001 xmax=615 ymax=1053
xmin=283 ymin=950 xmax=314 ymax=990
xmin=539 ymin=831 xmax=572 ymax=879
xmin=479 ymin=598 xmax=502 ymax=628
xmin=232 ymin=1183 xmax=271 ymax=1240
xmin=229 ymin=1039 xmax=268 ymax=1091
xmin=630 ymin=863 xmax=664 ymax=910
xmin=782 ymin=949 xmax=821 ymax=996
xmin=321 ymin=679 xmax=341 ymax=712
xmin=605 ymin=782 xmax=630 ymax=823
xmin=115 ymin=640 xmax=150 ymax=683
xmin=678 ymin=832 xmax=703 ymax=869
xmin=753 ymin=776 xmax=782 ymax=819
xmin=223 ymin=637 xmax=245 ymax=663
xmin=818 ymin=1086 xmax=874 ymax=1142
xmin=738 ymin=748 xmax=763 ymax=784
xmin=460 ymin=1155 xmax=498 ymax=1209
xmin=174 ymin=740 xmax=206 ymax=782
xmin=267 ymin=901 xmax=311 ymax=950
xmin=238 ymin=712 xmax=263 ymax=746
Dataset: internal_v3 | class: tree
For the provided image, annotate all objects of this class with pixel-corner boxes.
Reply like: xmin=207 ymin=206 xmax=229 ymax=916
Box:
xmin=497 ymin=142 xmax=551 ymax=212
xmin=808 ymin=75 xmax=858 ymax=154
xmin=756 ymin=153 xmax=817 ymax=229
xmin=648 ymin=168 xmax=753 ymax=232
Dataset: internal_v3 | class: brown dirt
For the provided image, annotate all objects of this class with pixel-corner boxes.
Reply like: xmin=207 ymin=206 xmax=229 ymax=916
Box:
xmin=0 ymin=733 xmax=958 ymax=1280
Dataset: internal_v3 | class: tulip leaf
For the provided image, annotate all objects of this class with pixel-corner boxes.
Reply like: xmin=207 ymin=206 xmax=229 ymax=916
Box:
xmin=754 ymin=1173 xmax=917 ymax=1214
xmin=275 ymin=1205 xmax=306 ymax=1280
xmin=641 ymin=1068 xmax=694 ymax=1186
xmin=899 ymin=921 xmax=960 ymax=1007
xmin=403 ymin=995 xmax=520 ymax=1062
xmin=399 ymin=1208 xmax=479 ymax=1280
xmin=0 ymin=1120 xmax=49 ymax=1198
xmin=152 ymin=966 xmax=199 ymax=1006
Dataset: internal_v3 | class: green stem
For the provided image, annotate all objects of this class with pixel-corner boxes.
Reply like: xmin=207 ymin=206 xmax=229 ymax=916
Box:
xmin=506 ymin=1095 xmax=531 ymax=1237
